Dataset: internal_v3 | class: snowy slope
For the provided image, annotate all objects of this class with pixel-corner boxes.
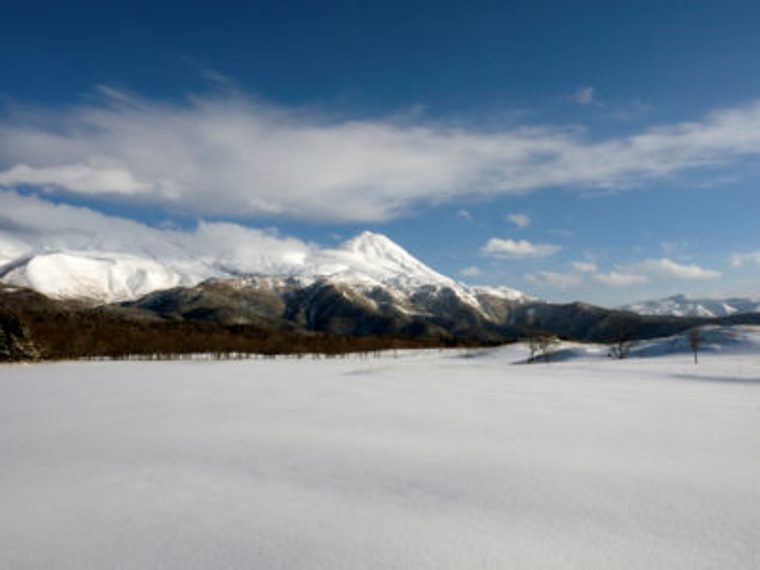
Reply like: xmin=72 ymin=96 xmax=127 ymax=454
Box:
xmin=0 ymin=251 xmax=206 ymax=301
xmin=623 ymin=293 xmax=760 ymax=317
xmin=1 ymin=340 xmax=759 ymax=569
xmin=308 ymin=231 xmax=460 ymax=290
xmin=0 ymin=230 xmax=528 ymax=307
xmin=521 ymin=324 xmax=760 ymax=363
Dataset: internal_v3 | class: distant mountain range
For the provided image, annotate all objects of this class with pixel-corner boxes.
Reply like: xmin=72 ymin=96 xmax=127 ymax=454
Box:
xmin=622 ymin=294 xmax=760 ymax=318
xmin=2 ymin=231 xmax=760 ymax=360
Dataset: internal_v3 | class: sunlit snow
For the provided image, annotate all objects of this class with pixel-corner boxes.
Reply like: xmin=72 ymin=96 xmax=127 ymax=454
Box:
xmin=1 ymin=329 xmax=759 ymax=569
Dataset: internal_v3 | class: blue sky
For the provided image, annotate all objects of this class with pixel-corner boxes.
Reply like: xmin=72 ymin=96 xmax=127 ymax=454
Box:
xmin=1 ymin=0 xmax=760 ymax=306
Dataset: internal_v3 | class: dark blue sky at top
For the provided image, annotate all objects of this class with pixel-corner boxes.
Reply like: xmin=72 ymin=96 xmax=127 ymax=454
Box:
xmin=1 ymin=0 xmax=760 ymax=305
xmin=3 ymin=0 xmax=759 ymax=120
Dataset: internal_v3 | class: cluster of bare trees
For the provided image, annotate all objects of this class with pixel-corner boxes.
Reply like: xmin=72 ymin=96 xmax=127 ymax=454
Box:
xmin=524 ymin=326 xmax=705 ymax=365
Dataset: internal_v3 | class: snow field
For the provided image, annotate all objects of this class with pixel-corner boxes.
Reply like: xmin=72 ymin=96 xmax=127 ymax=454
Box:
xmin=1 ymin=341 xmax=759 ymax=569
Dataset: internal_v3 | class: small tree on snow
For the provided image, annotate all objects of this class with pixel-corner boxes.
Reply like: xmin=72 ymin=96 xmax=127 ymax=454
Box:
xmin=608 ymin=334 xmax=631 ymax=359
xmin=608 ymin=323 xmax=635 ymax=359
xmin=688 ymin=328 xmax=702 ymax=365
xmin=528 ymin=335 xmax=541 ymax=362
xmin=528 ymin=333 xmax=559 ymax=364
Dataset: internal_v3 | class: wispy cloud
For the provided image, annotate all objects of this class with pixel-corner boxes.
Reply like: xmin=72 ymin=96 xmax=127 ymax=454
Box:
xmin=524 ymin=264 xmax=649 ymax=290
xmin=659 ymin=240 xmax=691 ymax=255
xmin=571 ymin=261 xmax=597 ymax=273
xmin=505 ymin=212 xmax=530 ymax=229
xmin=0 ymin=162 xmax=149 ymax=195
xmin=482 ymin=238 xmax=561 ymax=259
xmin=525 ymin=270 xmax=583 ymax=289
xmin=593 ymin=271 xmax=649 ymax=287
xmin=730 ymin=251 xmax=760 ymax=268
xmin=571 ymin=86 xmax=596 ymax=106
xmin=456 ymin=208 xmax=473 ymax=221
xmin=3 ymin=88 xmax=760 ymax=222
xmin=459 ymin=266 xmax=482 ymax=278
xmin=631 ymin=258 xmax=721 ymax=280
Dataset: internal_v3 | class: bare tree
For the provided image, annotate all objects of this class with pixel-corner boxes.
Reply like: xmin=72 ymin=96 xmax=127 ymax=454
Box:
xmin=608 ymin=336 xmax=630 ymax=359
xmin=539 ymin=335 xmax=560 ymax=363
xmin=608 ymin=322 xmax=635 ymax=360
xmin=527 ymin=335 xmax=541 ymax=363
xmin=688 ymin=327 xmax=702 ymax=365
xmin=527 ymin=333 xmax=559 ymax=364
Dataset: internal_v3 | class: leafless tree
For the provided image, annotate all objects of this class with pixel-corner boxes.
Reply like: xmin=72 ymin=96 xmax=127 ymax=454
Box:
xmin=528 ymin=333 xmax=559 ymax=364
xmin=528 ymin=335 xmax=541 ymax=362
xmin=608 ymin=336 xmax=630 ymax=359
xmin=688 ymin=327 xmax=702 ymax=365
xmin=608 ymin=322 xmax=636 ymax=360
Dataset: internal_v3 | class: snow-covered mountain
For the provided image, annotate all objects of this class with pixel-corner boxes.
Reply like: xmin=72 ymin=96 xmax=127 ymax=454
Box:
xmin=0 ymin=231 xmax=528 ymax=312
xmin=0 ymin=251 xmax=206 ymax=302
xmin=622 ymin=294 xmax=760 ymax=318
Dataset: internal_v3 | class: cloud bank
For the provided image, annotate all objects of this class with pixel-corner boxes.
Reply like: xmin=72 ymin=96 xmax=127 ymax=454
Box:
xmin=0 ymin=191 xmax=310 ymax=273
xmin=524 ymin=256 xmax=722 ymax=292
xmin=2 ymin=88 xmax=760 ymax=222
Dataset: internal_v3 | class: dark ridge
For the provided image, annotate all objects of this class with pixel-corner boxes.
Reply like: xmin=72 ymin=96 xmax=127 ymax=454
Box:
xmin=1 ymin=283 xmax=759 ymax=362
xmin=0 ymin=284 xmax=486 ymax=361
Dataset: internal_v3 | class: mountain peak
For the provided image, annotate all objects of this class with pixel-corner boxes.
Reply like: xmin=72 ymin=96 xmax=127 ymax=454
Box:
xmin=340 ymin=231 xmax=410 ymax=259
xmin=333 ymin=231 xmax=451 ymax=285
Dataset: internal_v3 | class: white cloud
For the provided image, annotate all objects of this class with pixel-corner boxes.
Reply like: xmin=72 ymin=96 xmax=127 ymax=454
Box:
xmin=633 ymin=258 xmax=721 ymax=280
xmin=456 ymin=209 xmax=472 ymax=221
xmin=525 ymin=270 xmax=583 ymax=289
xmin=0 ymin=191 xmax=310 ymax=273
xmin=481 ymin=238 xmax=561 ymax=259
xmin=572 ymin=86 xmax=596 ymax=106
xmin=571 ymin=261 xmax=597 ymax=273
xmin=459 ymin=266 xmax=482 ymax=278
xmin=0 ymin=162 xmax=149 ymax=195
xmin=3 ymin=88 xmax=760 ymax=222
xmin=730 ymin=251 xmax=760 ymax=268
xmin=505 ymin=213 xmax=530 ymax=229
xmin=593 ymin=271 xmax=650 ymax=287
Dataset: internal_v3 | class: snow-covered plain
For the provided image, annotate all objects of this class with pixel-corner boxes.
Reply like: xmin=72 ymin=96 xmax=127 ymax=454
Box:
xmin=1 ymin=332 xmax=759 ymax=569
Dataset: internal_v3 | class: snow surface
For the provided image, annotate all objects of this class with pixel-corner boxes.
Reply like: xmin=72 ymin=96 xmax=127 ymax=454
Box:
xmin=0 ymin=251 xmax=203 ymax=301
xmin=0 ymin=230 xmax=527 ymax=305
xmin=1 ymin=330 xmax=759 ymax=569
